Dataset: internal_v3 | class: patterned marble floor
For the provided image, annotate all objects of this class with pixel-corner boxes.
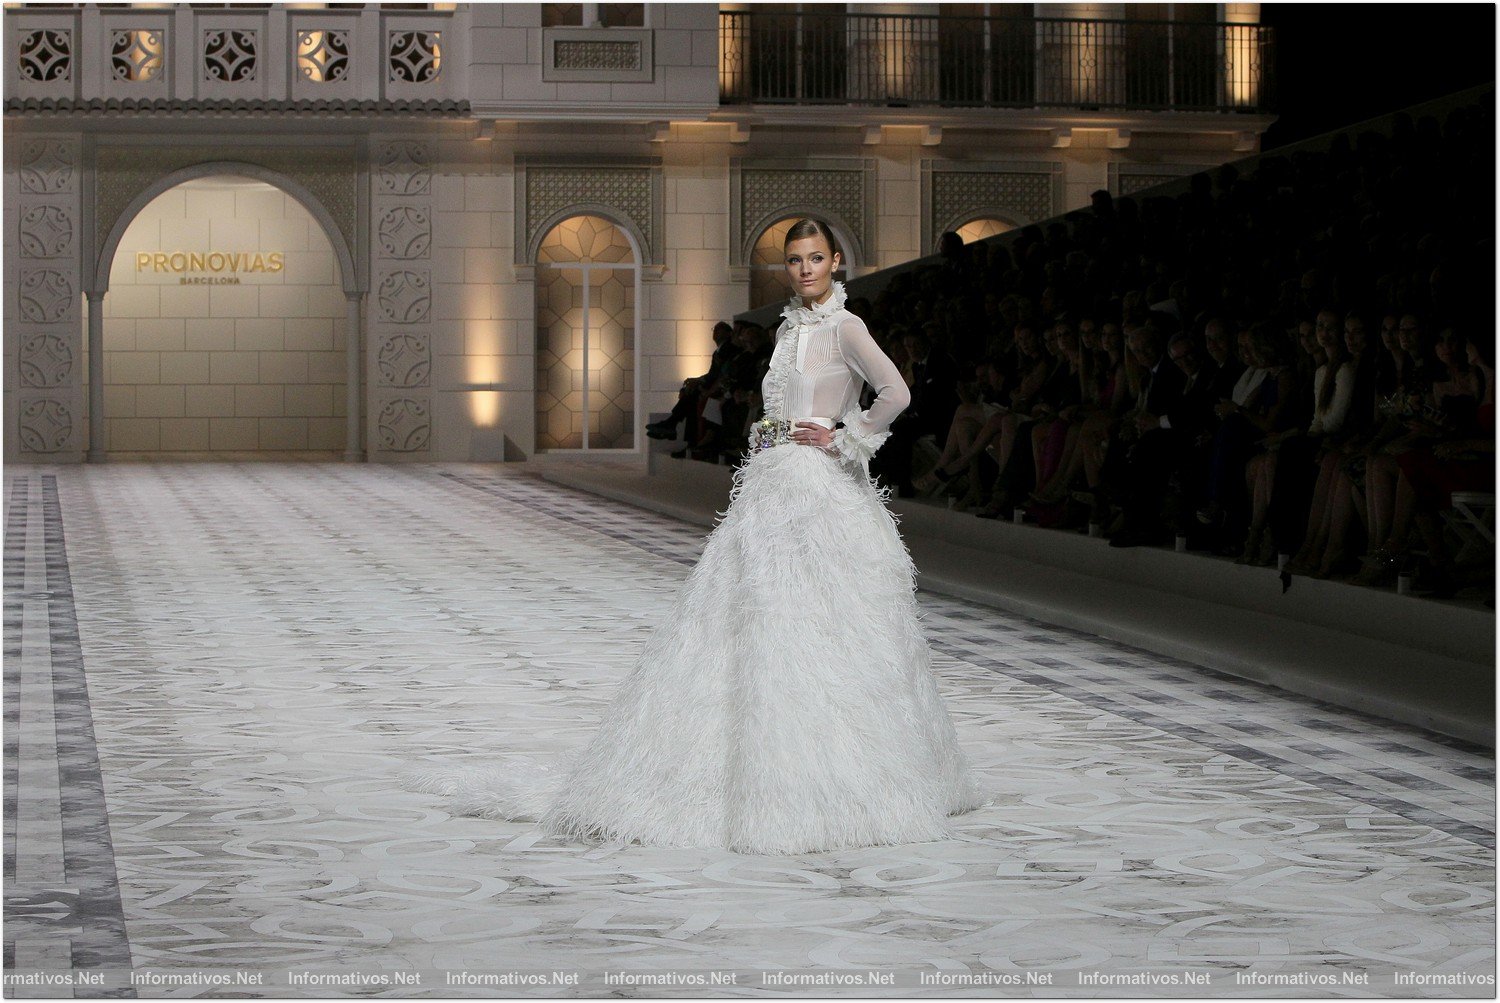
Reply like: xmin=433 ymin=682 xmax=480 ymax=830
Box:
xmin=3 ymin=463 xmax=1494 ymax=999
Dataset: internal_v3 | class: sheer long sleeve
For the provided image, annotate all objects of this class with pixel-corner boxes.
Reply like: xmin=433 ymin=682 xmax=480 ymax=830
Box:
xmin=831 ymin=314 xmax=910 ymax=464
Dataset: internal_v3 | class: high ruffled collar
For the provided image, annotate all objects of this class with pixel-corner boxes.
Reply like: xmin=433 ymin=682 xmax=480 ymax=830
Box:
xmin=780 ymin=280 xmax=847 ymax=329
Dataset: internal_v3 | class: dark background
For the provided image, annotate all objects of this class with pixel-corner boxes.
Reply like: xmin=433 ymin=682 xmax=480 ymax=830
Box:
xmin=1259 ymin=4 xmax=1496 ymax=150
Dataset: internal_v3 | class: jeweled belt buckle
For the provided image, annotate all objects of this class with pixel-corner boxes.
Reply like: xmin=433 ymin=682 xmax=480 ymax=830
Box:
xmin=751 ymin=417 xmax=793 ymax=452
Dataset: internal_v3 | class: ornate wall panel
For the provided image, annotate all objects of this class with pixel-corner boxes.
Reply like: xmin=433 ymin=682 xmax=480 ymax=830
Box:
xmin=541 ymin=28 xmax=653 ymax=82
xmin=14 ymin=135 xmax=82 ymax=459
xmin=730 ymin=159 xmax=875 ymax=269
xmin=515 ymin=158 xmax=662 ymax=266
xmin=919 ymin=160 xmax=1063 ymax=252
xmin=368 ymin=138 xmax=432 ymax=456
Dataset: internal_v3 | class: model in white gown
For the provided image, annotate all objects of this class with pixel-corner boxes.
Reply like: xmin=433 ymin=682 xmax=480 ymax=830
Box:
xmin=411 ymin=280 xmax=989 ymax=854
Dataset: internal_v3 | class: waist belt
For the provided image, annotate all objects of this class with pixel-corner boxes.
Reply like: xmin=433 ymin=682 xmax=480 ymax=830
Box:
xmin=750 ymin=416 xmax=834 ymax=453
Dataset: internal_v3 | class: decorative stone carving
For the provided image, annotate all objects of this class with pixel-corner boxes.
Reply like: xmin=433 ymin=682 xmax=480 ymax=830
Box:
xmin=931 ymin=171 xmax=1053 ymax=235
xmin=526 ymin=166 xmax=652 ymax=260
xmin=377 ymin=397 xmax=430 ymax=451
xmin=18 ymin=398 xmax=73 ymax=453
xmin=20 ymin=29 xmax=71 ymax=82
xmin=377 ymin=333 xmax=430 ymax=388
xmin=111 ymin=29 xmax=165 ymax=82
xmin=19 ymin=140 xmax=75 ymax=194
xmin=17 ymin=205 xmax=74 ymax=258
xmin=741 ymin=168 xmax=864 ymax=250
xmin=376 ymin=270 xmax=430 ymax=323
xmin=555 ymin=40 xmax=640 ymax=71
xmin=203 ymin=29 xmax=257 ymax=83
xmin=388 ymin=30 xmax=441 ymax=83
xmin=376 ymin=141 xmax=431 ymax=196
xmin=296 ymin=29 xmax=349 ymax=83
xmin=377 ymin=206 xmax=430 ymax=258
xmin=18 ymin=269 xmax=74 ymax=323
xmin=18 ymin=333 xmax=74 ymax=388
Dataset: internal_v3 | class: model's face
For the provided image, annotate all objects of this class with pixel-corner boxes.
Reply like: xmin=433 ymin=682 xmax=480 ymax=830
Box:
xmin=784 ymin=235 xmax=840 ymax=303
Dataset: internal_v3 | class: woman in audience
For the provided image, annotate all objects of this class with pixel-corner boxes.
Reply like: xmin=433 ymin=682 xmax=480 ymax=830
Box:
xmin=914 ymin=324 xmax=1048 ymax=502
xmin=1028 ymin=318 xmax=1123 ymax=509
xmin=1357 ymin=323 xmax=1481 ymax=585
xmin=1354 ymin=315 xmax=1445 ymax=581
xmin=1237 ymin=325 xmax=1300 ymax=565
xmin=1288 ymin=311 xmax=1381 ymax=577
xmin=1274 ymin=309 xmax=1357 ymax=567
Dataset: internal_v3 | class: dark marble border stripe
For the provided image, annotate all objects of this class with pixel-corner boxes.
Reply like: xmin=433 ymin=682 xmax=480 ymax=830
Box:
xmin=4 ymin=475 xmax=30 ymax=887
xmin=927 ymin=637 xmax=1495 ymax=852
xmin=36 ymin=475 xmax=135 ymax=976
xmin=437 ymin=468 xmax=1495 ymax=851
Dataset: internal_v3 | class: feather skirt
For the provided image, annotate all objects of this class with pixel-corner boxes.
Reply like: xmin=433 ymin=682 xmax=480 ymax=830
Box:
xmin=408 ymin=443 xmax=989 ymax=854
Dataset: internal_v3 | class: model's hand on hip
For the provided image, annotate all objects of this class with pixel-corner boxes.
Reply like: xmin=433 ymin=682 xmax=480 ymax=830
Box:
xmin=792 ymin=421 xmax=834 ymax=449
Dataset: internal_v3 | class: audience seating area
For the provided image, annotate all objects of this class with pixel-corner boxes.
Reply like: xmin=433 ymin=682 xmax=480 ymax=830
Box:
xmin=649 ymin=87 xmax=1496 ymax=607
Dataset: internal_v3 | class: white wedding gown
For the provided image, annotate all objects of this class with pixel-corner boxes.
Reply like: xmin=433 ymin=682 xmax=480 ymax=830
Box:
xmin=411 ymin=283 xmax=989 ymax=854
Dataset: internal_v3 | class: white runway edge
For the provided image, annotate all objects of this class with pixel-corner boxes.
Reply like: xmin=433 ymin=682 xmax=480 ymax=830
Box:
xmin=3 ymin=462 xmax=1493 ymax=998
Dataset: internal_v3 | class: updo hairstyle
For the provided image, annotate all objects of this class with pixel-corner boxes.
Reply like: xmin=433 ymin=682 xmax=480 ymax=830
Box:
xmin=782 ymin=218 xmax=842 ymax=259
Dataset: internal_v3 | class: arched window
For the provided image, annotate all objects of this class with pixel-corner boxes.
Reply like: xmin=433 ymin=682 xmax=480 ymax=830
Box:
xmin=534 ymin=214 xmax=639 ymax=451
xmin=748 ymin=216 xmax=851 ymax=310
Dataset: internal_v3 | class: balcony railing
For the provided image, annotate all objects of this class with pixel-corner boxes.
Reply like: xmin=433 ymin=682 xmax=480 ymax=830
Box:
xmin=7 ymin=5 xmax=463 ymax=108
xmin=719 ymin=12 xmax=1274 ymax=114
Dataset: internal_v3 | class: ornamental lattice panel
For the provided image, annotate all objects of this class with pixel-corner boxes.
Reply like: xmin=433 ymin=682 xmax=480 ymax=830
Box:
xmin=931 ymin=171 xmax=1054 ymax=236
xmin=740 ymin=169 xmax=865 ymax=262
xmin=524 ymin=166 xmax=654 ymax=262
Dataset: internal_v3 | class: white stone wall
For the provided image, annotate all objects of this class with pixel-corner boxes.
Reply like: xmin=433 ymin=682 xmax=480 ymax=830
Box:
xmin=102 ymin=178 xmax=345 ymax=453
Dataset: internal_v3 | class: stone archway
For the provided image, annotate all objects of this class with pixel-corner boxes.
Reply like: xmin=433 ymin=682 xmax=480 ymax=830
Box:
xmin=88 ymin=161 xmax=363 ymax=461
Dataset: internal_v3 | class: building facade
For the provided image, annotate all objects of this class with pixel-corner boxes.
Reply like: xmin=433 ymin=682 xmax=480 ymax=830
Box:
xmin=4 ymin=2 xmax=1271 ymax=464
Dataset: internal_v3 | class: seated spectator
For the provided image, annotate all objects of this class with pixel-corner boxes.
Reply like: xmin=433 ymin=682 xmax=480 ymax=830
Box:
xmin=648 ymin=321 xmax=738 ymax=443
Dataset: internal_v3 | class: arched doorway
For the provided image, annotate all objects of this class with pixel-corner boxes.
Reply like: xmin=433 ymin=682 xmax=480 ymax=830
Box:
xmin=534 ymin=214 xmax=640 ymax=451
xmin=98 ymin=176 xmax=347 ymax=456
xmin=91 ymin=163 xmax=360 ymax=461
xmin=748 ymin=216 xmax=852 ymax=310
xmin=952 ymin=217 xmax=1017 ymax=245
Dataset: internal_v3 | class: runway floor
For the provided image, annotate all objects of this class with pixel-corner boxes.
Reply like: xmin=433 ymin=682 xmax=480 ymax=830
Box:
xmin=4 ymin=463 xmax=1494 ymax=998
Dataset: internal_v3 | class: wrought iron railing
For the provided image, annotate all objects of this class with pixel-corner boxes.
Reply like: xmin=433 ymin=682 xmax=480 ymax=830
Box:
xmin=719 ymin=11 xmax=1274 ymax=114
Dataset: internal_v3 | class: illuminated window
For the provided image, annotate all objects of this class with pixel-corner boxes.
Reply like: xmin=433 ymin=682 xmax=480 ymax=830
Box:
xmin=535 ymin=216 xmax=639 ymax=451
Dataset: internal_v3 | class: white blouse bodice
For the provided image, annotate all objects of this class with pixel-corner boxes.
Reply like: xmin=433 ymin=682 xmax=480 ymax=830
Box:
xmin=758 ymin=282 xmax=910 ymax=463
